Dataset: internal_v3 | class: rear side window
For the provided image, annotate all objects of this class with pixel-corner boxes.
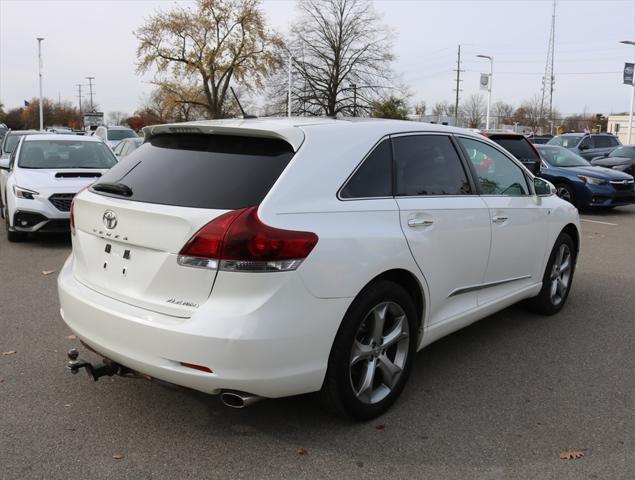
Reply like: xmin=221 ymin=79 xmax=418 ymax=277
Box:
xmin=594 ymin=136 xmax=618 ymax=148
xmin=340 ymin=139 xmax=392 ymax=198
xmin=394 ymin=135 xmax=471 ymax=196
xmin=93 ymin=134 xmax=294 ymax=209
xmin=489 ymin=136 xmax=540 ymax=162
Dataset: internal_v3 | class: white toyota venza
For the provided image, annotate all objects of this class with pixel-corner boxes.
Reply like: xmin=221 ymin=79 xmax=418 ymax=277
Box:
xmin=58 ymin=118 xmax=580 ymax=419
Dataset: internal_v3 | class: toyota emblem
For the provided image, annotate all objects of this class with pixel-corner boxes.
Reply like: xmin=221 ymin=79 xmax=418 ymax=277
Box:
xmin=102 ymin=210 xmax=118 ymax=229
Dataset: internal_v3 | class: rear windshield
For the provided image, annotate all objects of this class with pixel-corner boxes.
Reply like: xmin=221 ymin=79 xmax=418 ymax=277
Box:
xmin=107 ymin=129 xmax=137 ymax=141
xmin=92 ymin=133 xmax=295 ymax=209
xmin=548 ymin=135 xmax=581 ymax=148
xmin=19 ymin=140 xmax=118 ymax=169
xmin=489 ymin=136 xmax=540 ymax=162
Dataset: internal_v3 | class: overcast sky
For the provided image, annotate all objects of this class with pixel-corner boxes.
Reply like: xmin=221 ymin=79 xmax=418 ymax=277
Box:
xmin=1 ymin=0 xmax=634 ymax=120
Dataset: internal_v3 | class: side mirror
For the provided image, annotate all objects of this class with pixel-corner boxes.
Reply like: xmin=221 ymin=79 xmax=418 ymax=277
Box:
xmin=604 ymin=152 xmax=609 ymax=157
xmin=534 ymin=177 xmax=555 ymax=196
xmin=578 ymin=143 xmax=589 ymax=151
xmin=0 ymin=157 xmax=10 ymax=170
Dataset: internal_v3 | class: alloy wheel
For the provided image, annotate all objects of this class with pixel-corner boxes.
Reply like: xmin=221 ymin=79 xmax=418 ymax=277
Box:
xmin=349 ymin=302 xmax=410 ymax=405
xmin=556 ymin=186 xmax=572 ymax=203
xmin=549 ymin=243 xmax=572 ymax=306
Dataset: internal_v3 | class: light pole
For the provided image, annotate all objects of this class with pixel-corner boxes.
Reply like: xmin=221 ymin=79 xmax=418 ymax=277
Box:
xmin=476 ymin=54 xmax=493 ymax=130
xmin=37 ymin=37 xmax=44 ymax=130
xmin=620 ymin=40 xmax=635 ymax=144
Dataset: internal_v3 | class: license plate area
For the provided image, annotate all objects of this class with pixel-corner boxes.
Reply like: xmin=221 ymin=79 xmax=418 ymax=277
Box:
xmin=101 ymin=241 xmax=134 ymax=278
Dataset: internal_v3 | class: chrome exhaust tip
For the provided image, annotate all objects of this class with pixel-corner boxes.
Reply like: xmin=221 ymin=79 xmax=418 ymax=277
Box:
xmin=220 ymin=390 xmax=263 ymax=409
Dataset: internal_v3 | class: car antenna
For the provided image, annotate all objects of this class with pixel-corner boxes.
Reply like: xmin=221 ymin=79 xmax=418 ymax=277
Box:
xmin=230 ymin=87 xmax=257 ymax=119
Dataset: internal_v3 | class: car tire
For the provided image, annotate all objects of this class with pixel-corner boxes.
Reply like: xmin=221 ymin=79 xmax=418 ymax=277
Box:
xmin=525 ymin=232 xmax=576 ymax=316
xmin=319 ymin=280 xmax=418 ymax=420
xmin=555 ymin=183 xmax=575 ymax=206
xmin=4 ymin=208 xmax=26 ymax=242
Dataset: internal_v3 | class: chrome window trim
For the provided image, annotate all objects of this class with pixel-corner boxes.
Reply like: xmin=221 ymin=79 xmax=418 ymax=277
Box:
xmin=449 ymin=275 xmax=532 ymax=297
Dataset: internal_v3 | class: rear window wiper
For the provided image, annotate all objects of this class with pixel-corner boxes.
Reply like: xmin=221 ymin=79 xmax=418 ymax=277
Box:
xmin=91 ymin=182 xmax=133 ymax=197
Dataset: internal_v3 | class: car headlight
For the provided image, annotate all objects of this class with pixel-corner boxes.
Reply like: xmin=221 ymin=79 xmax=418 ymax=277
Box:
xmin=577 ymin=175 xmax=607 ymax=185
xmin=13 ymin=185 xmax=39 ymax=199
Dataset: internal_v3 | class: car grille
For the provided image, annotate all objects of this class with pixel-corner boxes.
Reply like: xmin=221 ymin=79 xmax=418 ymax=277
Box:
xmin=49 ymin=193 xmax=75 ymax=211
xmin=610 ymin=180 xmax=634 ymax=191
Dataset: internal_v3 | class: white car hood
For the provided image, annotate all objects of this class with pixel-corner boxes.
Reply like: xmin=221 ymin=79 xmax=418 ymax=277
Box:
xmin=14 ymin=169 xmax=107 ymax=193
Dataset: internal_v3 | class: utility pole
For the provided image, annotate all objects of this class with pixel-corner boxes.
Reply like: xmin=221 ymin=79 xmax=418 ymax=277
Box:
xmin=76 ymin=84 xmax=83 ymax=113
xmin=37 ymin=37 xmax=44 ymax=131
xmin=86 ymin=76 xmax=95 ymax=111
xmin=453 ymin=45 xmax=463 ymax=126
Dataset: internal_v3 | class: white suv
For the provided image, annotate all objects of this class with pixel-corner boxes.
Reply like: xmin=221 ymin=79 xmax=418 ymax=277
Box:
xmin=93 ymin=126 xmax=138 ymax=149
xmin=1 ymin=134 xmax=118 ymax=241
xmin=58 ymin=118 xmax=580 ymax=419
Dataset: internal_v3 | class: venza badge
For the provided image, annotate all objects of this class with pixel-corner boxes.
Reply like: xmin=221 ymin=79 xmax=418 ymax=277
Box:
xmin=102 ymin=210 xmax=118 ymax=229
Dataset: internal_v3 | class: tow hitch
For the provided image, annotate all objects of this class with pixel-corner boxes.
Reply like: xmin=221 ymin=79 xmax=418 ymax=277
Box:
xmin=66 ymin=348 xmax=120 ymax=381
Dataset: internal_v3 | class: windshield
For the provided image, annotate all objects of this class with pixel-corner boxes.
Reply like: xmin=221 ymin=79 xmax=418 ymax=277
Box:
xmin=107 ymin=129 xmax=137 ymax=141
xmin=539 ymin=147 xmax=590 ymax=167
xmin=18 ymin=140 xmax=118 ymax=169
xmin=609 ymin=146 xmax=635 ymax=159
xmin=548 ymin=135 xmax=581 ymax=148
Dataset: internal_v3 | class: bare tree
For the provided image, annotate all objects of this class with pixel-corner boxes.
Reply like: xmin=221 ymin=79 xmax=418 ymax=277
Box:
xmin=414 ymin=101 xmax=426 ymax=117
xmin=513 ymin=95 xmax=543 ymax=131
xmin=284 ymin=0 xmax=396 ymax=117
xmin=492 ymin=101 xmax=514 ymax=127
xmin=136 ymin=0 xmax=284 ymax=119
xmin=432 ymin=100 xmax=454 ymax=117
xmin=460 ymin=94 xmax=486 ymax=128
xmin=107 ymin=111 xmax=129 ymax=126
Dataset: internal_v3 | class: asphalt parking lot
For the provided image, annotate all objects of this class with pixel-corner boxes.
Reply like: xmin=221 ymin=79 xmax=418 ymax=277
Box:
xmin=1 ymin=206 xmax=634 ymax=480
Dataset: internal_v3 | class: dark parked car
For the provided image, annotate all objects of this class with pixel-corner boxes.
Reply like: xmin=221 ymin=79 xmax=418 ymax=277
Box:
xmin=547 ymin=133 xmax=621 ymax=160
xmin=481 ymin=131 xmax=542 ymax=175
xmin=536 ymin=145 xmax=634 ymax=209
xmin=590 ymin=145 xmax=635 ymax=177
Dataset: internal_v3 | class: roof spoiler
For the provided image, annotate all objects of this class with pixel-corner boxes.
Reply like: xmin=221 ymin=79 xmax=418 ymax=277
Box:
xmin=142 ymin=123 xmax=304 ymax=152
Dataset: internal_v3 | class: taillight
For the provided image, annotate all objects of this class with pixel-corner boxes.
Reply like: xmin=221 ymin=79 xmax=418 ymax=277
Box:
xmin=178 ymin=206 xmax=318 ymax=272
xmin=70 ymin=199 xmax=76 ymax=235
xmin=70 ymin=186 xmax=90 ymax=236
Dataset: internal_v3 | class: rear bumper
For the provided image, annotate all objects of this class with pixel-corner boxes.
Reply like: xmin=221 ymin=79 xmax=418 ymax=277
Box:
xmin=57 ymin=255 xmax=350 ymax=398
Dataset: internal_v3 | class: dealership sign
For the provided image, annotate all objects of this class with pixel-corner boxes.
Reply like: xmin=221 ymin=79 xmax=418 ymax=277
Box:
xmin=624 ymin=63 xmax=634 ymax=85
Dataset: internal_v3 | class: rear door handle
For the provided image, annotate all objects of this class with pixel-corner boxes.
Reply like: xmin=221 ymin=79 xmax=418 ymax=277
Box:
xmin=408 ymin=218 xmax=434 ymax=228
xmin=492 ymin=215 xmax=508 ymax=224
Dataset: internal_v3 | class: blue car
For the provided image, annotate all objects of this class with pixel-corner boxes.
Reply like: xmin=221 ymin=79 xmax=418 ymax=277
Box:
xmin=535 ymin=145 xmax=634 ymax=209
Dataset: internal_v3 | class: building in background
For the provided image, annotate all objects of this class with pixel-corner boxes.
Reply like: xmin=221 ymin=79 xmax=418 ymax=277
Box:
xmin=607 ymin=115 xmax=634 ymax=144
